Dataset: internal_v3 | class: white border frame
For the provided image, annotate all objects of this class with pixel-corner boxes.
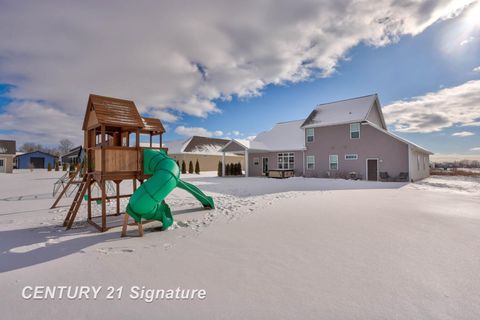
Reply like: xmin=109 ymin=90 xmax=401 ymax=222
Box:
xmin=262 ymin=157 xmax=269 ymax=175
xmin=365 ymin=158 xmax=379 ymax=181
xmin=306 ymin=155 xmax=315 ymax=170
xmin=350 ymin=123 xmax=361 ymax=139
xmin=0 ymin=157 xmax=6 ymax=173
xmin=329 ymin=154 xmax=339 ymax=171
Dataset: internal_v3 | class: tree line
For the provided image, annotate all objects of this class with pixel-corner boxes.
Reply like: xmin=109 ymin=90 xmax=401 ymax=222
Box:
xmin=19 ymin=139 xmax=75 ymax=156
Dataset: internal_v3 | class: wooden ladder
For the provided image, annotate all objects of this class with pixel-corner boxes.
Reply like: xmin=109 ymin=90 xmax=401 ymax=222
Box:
xmin=51 ymin=165 xmax=81 ymax=209
xmin=63 ymin=174 xmax=90 ymax=229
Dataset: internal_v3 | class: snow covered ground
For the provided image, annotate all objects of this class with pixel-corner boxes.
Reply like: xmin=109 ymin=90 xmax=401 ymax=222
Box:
xmin=1 ymin=170 xmax=479 ymax=319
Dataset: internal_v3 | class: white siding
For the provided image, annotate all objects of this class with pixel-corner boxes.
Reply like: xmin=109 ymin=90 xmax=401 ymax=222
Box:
xmin=408 ymin=147 xmax=430 ymax=181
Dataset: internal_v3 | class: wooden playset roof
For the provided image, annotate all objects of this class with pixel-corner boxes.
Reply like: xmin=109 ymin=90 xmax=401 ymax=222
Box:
xmin=141 ymin=117 xmax=166 ymax=134
xmin=82 ymin=94 xmax=145 ymax=130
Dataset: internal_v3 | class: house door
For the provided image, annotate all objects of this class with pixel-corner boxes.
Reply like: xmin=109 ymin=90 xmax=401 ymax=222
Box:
xmin=30 ymin=157 xmax=45 ymax=168
xmin=262 ymin=157 xmax=269 ymax=175
xmin=0 ymin=159 xmax=5 ymax=173
xmin=367 ymin=159 xmax=378 ymax=181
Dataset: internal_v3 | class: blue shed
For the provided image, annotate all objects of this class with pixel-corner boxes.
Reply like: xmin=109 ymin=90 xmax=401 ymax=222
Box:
xmin=16 ymin=151 xmax=58 ymax=169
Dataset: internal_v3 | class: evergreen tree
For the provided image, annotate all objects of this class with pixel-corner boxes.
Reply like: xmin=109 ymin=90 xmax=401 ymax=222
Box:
xmin=54 ymin=161 xmax=59 ymax=171
xmin=217 ymin=161 xmax=223 ymax=176
xmin=176 ymin=160 xmax=180 ymax=169
xmin=188 ymin=160 xmax=194 ymax=173
xmin=47 ymin=162 xmax=52 ymax=171
xmin=181 ymin=160 xmax=187 ymax=174
xmin=62 ymin=163 xmax=67 ymax=171
xmin=226 ymin=163 xmax=231 ymax=176
xmin=69 ymin=163 xmax=76 ymax=172
xmin=238 ymin=162 xmax=242 ymax=175
xmin=195 ymin=159 xmax=200 ymax=174
xmin=232 ymin=163 xmax=237 ymax=175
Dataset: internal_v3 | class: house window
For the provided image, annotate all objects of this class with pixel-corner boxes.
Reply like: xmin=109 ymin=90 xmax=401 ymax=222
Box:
xmin=253 ymin=157 xmax=259 ymax=165
xmin=278 ymin=152 xmax=294 ymax=169
xmin=306 ymin=128 xmax=314 ymax=143
xmin=345 ymin=154 xmax=358 ymax=160
xmin=350 ymin=123 xmax=360 ymax=139
xmin=329 ymin=155 xmax=338 ymax=170
xmin=306 ymin=155 xmax=315 ymax=170
xmin=417 ymin=155 xmax=420 ymax=170
xmin=423 ymin=155 xmax=427 ymax=170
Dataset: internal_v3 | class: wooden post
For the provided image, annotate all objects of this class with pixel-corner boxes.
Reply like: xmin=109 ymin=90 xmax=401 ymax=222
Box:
xmin=135 ymin=128 xmax=140 ymax=148
xmin=101 ymin=125 xmax=106 ymax=231
xmin=159 ymin=133 xmax=162 ymax=149
xmin=133 ymin=179 xmax=137 ymax=191
xmin=149 ymin=133 xmax=152 ymax=148
xmin=121 ymin=213 xmax=129 ymax=237
xmin=138 ymin=221 xmax=144 ymax=237
xmin=87 ymin=175 xmax=92 ymax=220
xmin=115 ymin=180 xmax=120 ymax=215
xmin=101 ymin=179 xmax=107 ymax=231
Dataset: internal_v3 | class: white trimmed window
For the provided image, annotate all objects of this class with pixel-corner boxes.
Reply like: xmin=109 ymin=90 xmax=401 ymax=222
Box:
xmin=329 ymin=155 xmax=338 ymax=170
xmin=417 ymin=154 xmax=420 ymax=170
xmin=350 ymin=123 xmax=360 ymax=139
xmin=345 ymin=154 xmax=358 ymax=160
xmin=278 ymin=152 xmax=295 ymax=169
xmin=306 ymin=155 xmax=315 ymax=170
xmin=306 ymin=128 xmax=314 ymax=143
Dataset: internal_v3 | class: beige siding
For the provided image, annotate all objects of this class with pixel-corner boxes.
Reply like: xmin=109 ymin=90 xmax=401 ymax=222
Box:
xmin=366 ymin=101 xmax=385 ymax=128
xmin=169 ymin=153 xmax=244 ymax=172
xmin=0 ymin=155 xmax=15 ymax=173
xmin=408 ymin=148 xmax=430 ymax=181
xmin=248 ymin=150 xmax=304 ymax=177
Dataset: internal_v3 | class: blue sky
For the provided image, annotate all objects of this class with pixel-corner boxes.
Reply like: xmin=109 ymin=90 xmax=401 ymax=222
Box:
xmin=174 ymin=13 xmax=480 ymax=156
xmin=0 ymin=1 xmax=479 ymax=159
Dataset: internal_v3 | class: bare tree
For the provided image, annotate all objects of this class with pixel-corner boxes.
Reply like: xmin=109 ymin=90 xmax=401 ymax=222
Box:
xmin=19 ymin=142 xmax=42 ymax=153
xmin=58 ymin=139 xmax=74 ymax=155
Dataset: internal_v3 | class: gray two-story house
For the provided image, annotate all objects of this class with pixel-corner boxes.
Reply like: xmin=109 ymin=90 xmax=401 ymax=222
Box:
xmin=221 ymin=94 xmax=432 ymax=182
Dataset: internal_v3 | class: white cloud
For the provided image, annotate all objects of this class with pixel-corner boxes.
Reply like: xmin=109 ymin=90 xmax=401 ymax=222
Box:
xmin=470 ymin=147 xmax=480 ymax=151
xmin=232 ymin=130 xmax=241 ymax=136
xmin=473 ymin=66 xmax=480 ymax=72
xmin=452 ymin=131 xmax=475 ymax=136
xmin=383 ymin=80 xmax=480 ymax=133
xmin=460 ymin=36 xmax=476 ymax=45
xmin=175 ymin=126 xmax=223 ymax=138
xmin=0 ymin=0 xmax=474 ymax=143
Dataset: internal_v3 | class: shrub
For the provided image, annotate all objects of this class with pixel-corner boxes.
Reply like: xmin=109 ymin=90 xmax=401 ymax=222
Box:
xmin=62 ymin=163 xmax=67 ymax=171
xmin=233 ymin=163 xmax=238 ymax=175
xmin=188 ymin=161 xmax=194 ymax=174
xmin=47 ymin=162 xmax=52 ymax=171
xmin=238 ymin=162 xmax=242 ymax=175
xmin=176 ymin=160 xmax=180 ymax=169
xmin=54 ymin=161 xmax=59 ymax=171
xmin=181 ymin=160 xmax=187 ymax=174
xmin=226 ymin=163 xmax=231 ymax=176
xmin=69 ymin=163 xmax=76 ymax=172
xmin=195 ymin=159 xmax=200 ymax=174
xmin=217 ymin=161 xmax=223 ymax=176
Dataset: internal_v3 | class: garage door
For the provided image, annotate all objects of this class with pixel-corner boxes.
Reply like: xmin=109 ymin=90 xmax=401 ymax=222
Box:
xmin=30 ymin=157 xmax=45 ymax=168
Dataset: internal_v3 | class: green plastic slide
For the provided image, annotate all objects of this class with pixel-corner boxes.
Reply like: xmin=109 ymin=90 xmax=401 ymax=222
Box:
xmin=126 ymin=149 xmax=214 ymax=230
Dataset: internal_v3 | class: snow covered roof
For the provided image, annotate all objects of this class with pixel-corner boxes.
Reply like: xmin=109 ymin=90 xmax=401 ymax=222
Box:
xmin=301 ymin=94 xmax=379 ymax=128
xmin=162 ymin=136 xmax=234 ymax=155
xmin=221 ymin=119 xmax=305 ymax=152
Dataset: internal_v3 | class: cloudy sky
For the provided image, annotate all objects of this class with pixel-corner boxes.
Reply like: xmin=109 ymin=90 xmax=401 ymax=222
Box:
xmin=0 ymin=0 xmax=479 ymax=158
